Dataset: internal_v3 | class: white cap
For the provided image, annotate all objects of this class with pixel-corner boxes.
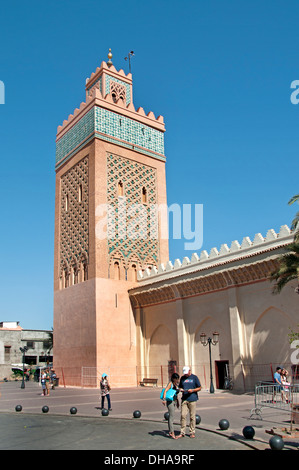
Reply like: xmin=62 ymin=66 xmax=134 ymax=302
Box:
xmin=182 ymin=366 xmax=190 ymax=374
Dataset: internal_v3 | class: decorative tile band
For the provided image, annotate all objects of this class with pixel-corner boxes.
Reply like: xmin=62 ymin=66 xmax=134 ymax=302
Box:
xmin=56 ymin=106 xmax=165 ymax=167
xmin=95 ymin=108 xmax=164 ymax=155
xmin=56 ymin=109 xmax=95 ymax=165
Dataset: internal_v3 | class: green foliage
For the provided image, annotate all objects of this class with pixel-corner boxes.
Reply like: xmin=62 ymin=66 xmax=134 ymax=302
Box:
xmin=288 ymin=326 xmax=299 ymax=346
xmin=270 ymin=240 xmax=299 ymax=294
xmin=288 ymin=193 xmax=299 ymax=239
xmin=270 ymin=193 xmax=299 ymax=294
xmin=11 ymin=369 xmax=24 ymax=378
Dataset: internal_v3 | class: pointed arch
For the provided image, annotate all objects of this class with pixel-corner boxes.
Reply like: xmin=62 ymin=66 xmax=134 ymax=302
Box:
xmin=250 ymin=306 xmax=294 ymax=364
xmin=148 ymin=324 xmax=177 ymax=367
xmin=118 ymin=180 xmax=124 ymax=197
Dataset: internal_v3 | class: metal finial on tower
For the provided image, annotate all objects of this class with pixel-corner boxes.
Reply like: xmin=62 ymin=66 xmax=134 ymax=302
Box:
xmin=124 ymin=51 xmax=134 ymax=74
xmin=107 ymin=48 xmax=113 ymax=67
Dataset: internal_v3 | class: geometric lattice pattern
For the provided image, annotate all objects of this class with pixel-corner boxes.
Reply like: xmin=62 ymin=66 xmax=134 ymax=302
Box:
xmin=106 ymin=76 xmax=131 ymax=105
xmin=107 ymin=154 xmax=159 ymax=270
xmin=110 ymin=81 xmax=126 ymax=104
xmin=59 ymin=156 xmax=89 ymax=280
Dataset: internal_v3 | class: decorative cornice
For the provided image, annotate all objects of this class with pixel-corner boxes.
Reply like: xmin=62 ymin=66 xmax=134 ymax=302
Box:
xmin=129 ymin=225 xmax=294 ymax=308
xmin=136 ymin=225 xmax=293 ymax=284
xmin=129 ymin=257 xmax=280 ymax=308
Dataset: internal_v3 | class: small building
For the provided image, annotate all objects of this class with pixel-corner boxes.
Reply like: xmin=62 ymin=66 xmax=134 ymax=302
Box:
xmin=0 ymin=322 xmax=53 ymax=379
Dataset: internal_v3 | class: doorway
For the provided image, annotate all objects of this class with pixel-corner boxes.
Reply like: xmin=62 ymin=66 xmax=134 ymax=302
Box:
xmin=215 ymin=360 xmax=229 ymax=389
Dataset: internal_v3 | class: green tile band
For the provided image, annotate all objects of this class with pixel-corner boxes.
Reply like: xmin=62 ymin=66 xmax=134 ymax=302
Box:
xmin=56 ymin=106 xmax=165 ymax=167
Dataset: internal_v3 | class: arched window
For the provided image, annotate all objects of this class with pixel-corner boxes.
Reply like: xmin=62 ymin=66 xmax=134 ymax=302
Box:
xmin=73 ymin=265 xmax=79 ymax=284
xmin=83 ymin=263 xmax=88 ymax=282
xmin=114 ymin=261 xmax=120 ymax=280
xmin=118 ymin=181 xmax=124 ymax=197
xmin=64 ymin=269 xmax=69 ymax=288
xmin=131 ymin=264 xmax=137 ymax=282
xmin=142 ymin=187 xmax=147 ymax=204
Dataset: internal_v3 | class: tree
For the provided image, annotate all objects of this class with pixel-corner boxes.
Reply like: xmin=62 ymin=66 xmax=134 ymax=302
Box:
xmin=270 ymin=194 xmax=299 ymax=348
xmin=270 ymin=240 xmax=299 ymax=294
xmin=270 ymin=193 xmax=299 ymax=294
xmin=289 ymin=193 xmax=299 ymax=239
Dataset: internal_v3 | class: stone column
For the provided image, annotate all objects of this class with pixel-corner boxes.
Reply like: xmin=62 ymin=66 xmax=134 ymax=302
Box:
xmin=227 ymin=286 xmax=246 ymax=390
xmin=172 ymin=286 xmax=189 ymax=368
xmin=134 ymin=305 xmax=146 ymax=380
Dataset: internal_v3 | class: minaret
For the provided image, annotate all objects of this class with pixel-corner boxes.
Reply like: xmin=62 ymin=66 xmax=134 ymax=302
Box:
xmin=53 ymin=50 xmax=168 ymax=385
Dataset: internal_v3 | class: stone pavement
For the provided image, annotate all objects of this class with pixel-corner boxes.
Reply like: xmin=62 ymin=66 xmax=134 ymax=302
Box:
xmin=0 ymin=380 xmax=298 ymax=451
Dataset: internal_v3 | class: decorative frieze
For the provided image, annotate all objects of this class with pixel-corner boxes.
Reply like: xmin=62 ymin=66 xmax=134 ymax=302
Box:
xmin=56 ymin=105 xmax=165 ymax=167
xmin=129 ymin=258 xmax=281 ymax=308
xmin=137 ymin=225 xmax=292 ymax=282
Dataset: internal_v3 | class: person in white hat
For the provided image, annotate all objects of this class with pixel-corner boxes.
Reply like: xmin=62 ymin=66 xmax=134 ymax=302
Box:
xmin=177 ymin=366 xmax=201 ymax=439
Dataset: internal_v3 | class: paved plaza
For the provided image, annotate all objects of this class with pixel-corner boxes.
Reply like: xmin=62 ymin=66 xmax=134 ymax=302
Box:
xmin=0 ymin=381 xmax=298 ymax=451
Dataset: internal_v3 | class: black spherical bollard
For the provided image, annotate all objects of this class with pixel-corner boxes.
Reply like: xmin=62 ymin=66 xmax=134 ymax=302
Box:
xmin=242 ymin=425 xmax=255 ymax=439
xmin=42 ymin=405 xmax=49 ymax=414
xmin=133 ymin=410 xmax=141 ymax=418
xmin=70 ymin=407 xmax=77 ymax=415
xmin=101 ymin=408 xmax=109 ymax=416
xmin=219 ymin=419 xmax=229 ymax=430
xmin=15 ymin=405 xmax=22 ymax=412
xmin=269 ymin=435 xmax=284 ymax=451
xmin=164 ymin=411 xmax=170 ymax=421
xmin=196 ymin=414 xmax=201 ymax=425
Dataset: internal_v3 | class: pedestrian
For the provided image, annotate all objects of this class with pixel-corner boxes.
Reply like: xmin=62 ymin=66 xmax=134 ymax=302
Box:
xmin=161 ymin=373 xmax=180 ymax=439
xmin=41 ymin=370 xmax=47 ymax=396
xmin=45 ymin=368 xmax=50 ymax=396
xmin=51 ymin=369 xmax=57 ymax=390
xmin=100 ymin=373 xmax=112 ymax=411
xmin=273 ymin=366 xmax=282 ymax=402
xmin=177 ymin=366 xmax=201 ymax=439
xmin=280 ymin=368 xmax=291 ymax=403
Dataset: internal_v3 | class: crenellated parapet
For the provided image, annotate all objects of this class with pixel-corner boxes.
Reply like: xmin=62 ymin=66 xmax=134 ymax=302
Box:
xmin=55 ymin=60 xmax=165 ymax=168
xmin=137 ymin=225 xmax=293 ymax=283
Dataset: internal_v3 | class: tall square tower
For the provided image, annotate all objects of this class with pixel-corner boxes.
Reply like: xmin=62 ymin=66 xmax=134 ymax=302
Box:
xmin=53 ymin=51 xmax=168 ymax=385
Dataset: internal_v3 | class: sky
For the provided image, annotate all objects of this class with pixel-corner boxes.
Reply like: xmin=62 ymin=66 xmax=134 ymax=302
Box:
xmin=0 ymin=1 xmax=298 ymax=330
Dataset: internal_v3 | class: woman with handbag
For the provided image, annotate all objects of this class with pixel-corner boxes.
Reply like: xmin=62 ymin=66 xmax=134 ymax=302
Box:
xmin=100 ymin=373 xmax=112 ymax=411
xmin=161 ymin=373 xmax=180 ymax=439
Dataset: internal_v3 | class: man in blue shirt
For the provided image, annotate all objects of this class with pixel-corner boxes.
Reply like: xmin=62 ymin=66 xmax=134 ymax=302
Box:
xmin=273 ymin=366 xmax=282 ymax=402
xmin=177 ymin=366 xmax=201 ymax=439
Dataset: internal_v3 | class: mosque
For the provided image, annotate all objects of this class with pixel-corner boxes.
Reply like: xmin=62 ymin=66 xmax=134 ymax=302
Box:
xmin=53 ymin=50 xmax=297 ymax=390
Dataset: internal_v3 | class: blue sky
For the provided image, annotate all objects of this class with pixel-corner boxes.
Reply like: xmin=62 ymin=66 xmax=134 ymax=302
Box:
xmin=0 ymin=1 xmax=298 ymax=330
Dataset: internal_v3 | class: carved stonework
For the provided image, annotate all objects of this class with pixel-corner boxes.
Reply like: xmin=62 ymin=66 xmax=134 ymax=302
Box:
xmin=110 ymin=81 xmax=126 ymax=103
xmin=129 ymin=259 xmax=280 ymax=307
xmin=107 ymin=153 xmax=158 ymax=275
xmin=59 ymin=156 xmax=89 ymax=287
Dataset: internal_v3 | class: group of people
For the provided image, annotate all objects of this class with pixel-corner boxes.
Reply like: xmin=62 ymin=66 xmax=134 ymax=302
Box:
xmin=273 ymin=366 xmax=291 ymax=402
xmin=161 ymin=366 xmax=201 ymax=439
xmin=99 ymin=366 xmax=201 ymax=439
xmin=40 ymin=368 xmax=57 ymax=396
